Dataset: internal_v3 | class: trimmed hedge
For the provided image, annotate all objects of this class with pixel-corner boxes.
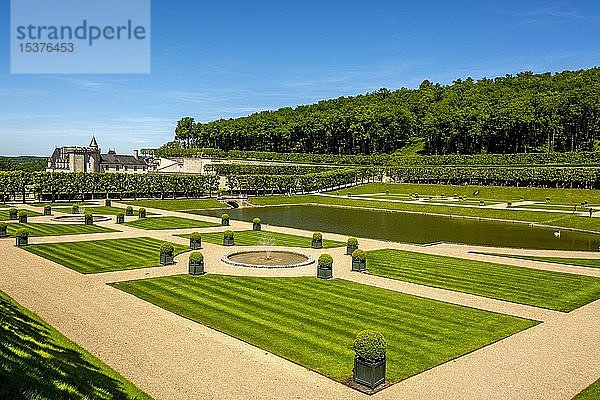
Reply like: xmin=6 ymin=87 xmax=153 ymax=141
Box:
xmin=190 ymin=232 xmax=202 ymax=241
xmin=159 ymin=242 xmax=174 ymax=255
xmin=352 ymin=249 xmax=366 ymax=262
xmin=189 ymin=251 xmax=204 ymax=262
xmin=312 ymin=232 xmax=322 ymax=240
xmin=347 ymin=237 xmax=359 ymax=246
xmin=353 ymin=329 xmax=387 ymax=362
xmin=318 ymin=254 xmax=333 ymax=268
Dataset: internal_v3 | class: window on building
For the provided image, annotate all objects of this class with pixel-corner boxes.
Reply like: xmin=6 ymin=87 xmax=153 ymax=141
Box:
xmin=124 ymin=166 xmax=128 ymax=171
xmin=115 ymin=165 xmax=119 ymax=171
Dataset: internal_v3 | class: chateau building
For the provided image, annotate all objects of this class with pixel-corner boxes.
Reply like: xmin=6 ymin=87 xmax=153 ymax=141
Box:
xmin=46 ymin=137 xmax=151 ymax=174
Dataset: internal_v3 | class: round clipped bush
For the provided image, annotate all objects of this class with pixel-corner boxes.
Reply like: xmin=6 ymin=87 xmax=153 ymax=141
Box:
xmin=116 ymin=212 xmax=125 ymax=218
xmin=352 ymin=249 xmax=366 ymax=261
xmin=160 ymin=242 xmax=174 ymax=255
xmin=85 ymin=211 xmax=93 ymax=217
xmin=223 ymin=230 xmax=234 ymax=239
xmin=15 ymin=228 xmax=29 ymax=239
xmin=126 ymin=206 xmax=133 ymax=212
xmin=253 ymin=217 xmax=261 ymax=224
xmin=353 ymin=329 xmax=387 ymax=362
xmin=318 ymin=253 xmax=333 ymax=268
xmin=189 ymin=251 xmax=204 ymax=263
xmin=9 ymin=207 xmax=17 ymax=214
xmin=347 ymin=237 xmax=358 ymax=246
xmin=190 ymin=232 xmax=202 ymax=241
xmin=139 ymin=207 xmax=146 ymax=214
xmin=313 ymin=232 xmax=322 ymax=240
xmin=221 ymin=213 xmax=230 ymax=220
xmin=18 ymin=210 xmax=28 ymax=218
xmin=44 ymin=205 xmax=51 ymax=212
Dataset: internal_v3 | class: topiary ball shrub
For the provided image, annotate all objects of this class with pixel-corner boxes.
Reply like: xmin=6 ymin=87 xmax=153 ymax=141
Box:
xmin=313 ymin=232 xmax=322 ymax=240
xmin=351 ymin=249 xmax=367 ymax=272
xmin=347 ymin=237 xmax=358 ymax=246
xmin=188 ymin=251 xmax=205 ymax=275
xmin=252 ymin=217 xmax=261 ymax=231
xmin=160 ymin=242 xmax=174 ymax=255
xmin=125 ymin=206 xmax=134 ymax=216
xmin=84 ymin=212 xmax=94 ymax=225
xmin=346 ymin=237 xmax=359 ymax=255
xmin=189 ymin=251 xmax=204 ymax=263
xmin=352 ymin=249 xmax=366 ymax=261
xmin=318 ymin=254 xmax=333 ymax=268
xmin=223 ymin=230 xmax=234 ymax=239
xmin=71 ymin=204 xmax=80 ymax=214
xmin=221 ymin=213 xmax=230 ymax=226
xmin=116 ymin=212 xmax=125 ymax=224
xmin=105 ymin=198 xmax=112 ymax=207
xmin=190 ymin=232 xmax=202 ymax=241
xmin=312 ymin=232 xmax=323 ymax=249
xmin=221 ymin=213 xmax=230 ymax=220
xmin=223 ymin=230 xmax=234 ymax=246
xmin=189 ymin=232 xmax=202 ymax=249
xmin=253 ymin=217 xmax=261 ymax=224
xmin=353 ymin=329 xmax=387 ymax=363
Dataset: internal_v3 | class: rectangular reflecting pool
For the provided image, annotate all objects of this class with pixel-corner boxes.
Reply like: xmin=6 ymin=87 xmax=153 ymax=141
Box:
xmin=195 ymin=205 xmax=600 ymax=251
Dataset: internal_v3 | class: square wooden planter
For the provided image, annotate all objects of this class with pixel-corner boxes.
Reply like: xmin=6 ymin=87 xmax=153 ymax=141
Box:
xmin=43 ymin=207 xmax=52 ymax=216
xmin=190 ymin=239 xmax=202 ymax=250
xmin=253 ymin=223 xmax=261 ymax=231
xmin=353 ymin=357 xmax=386 ymax=389
xmin=18 ymin=216 xmax=28 ymax=223
xmin=188 ymin=260 xmax=205 ymax=275
xmin=125 ymin=209 xmax=134 ymax=216
xmin=346 ymin=244 xmax=358 ymax=255
xmin=15 ymin=237 xmax=28 ymax=246
xmin=352 ymin=259 xmax=366 ymax=272
xmin=311 ymin=239 xmax=322 ymax=249
xmin=160 ymin=253 xmax=174 ymax=266
xmin=223 ymin=238 xmax=234 ymax=246
xmin=317 ymin=266 xmax=332 ymax=279
xmin=221 ymin=219 xmax=229 ymax=226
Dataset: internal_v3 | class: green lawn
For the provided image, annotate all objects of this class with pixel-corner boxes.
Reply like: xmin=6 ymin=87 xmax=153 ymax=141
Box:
xmin=365 ymin=249 xmax=600 ymax=312
xmin=124 ymin=216 xmax=220 ymax=230
xmin=0 ymin=291 xmax=152 ymax=399
xmin=0 ymin=209 xmax=42 ymax=220
xmin=32 ymin=201 xmax=95 ymax=207
xmin=5 ymin=222 xmax=117 ymax=237
xmin=248 ymin=195 xmax=600 ymax=233
xmin=23 ymin=237 xmax=188 ymax=274
xmin=519 ymin=203 xmax=593 ymax=212
xmin=111 ymin=275 xmax=536 ymax=383
xmin=179 ymin=230 xmax=345 ymax=248
xmin=335 ymin=183 xmax=600 ymax=204
xmin=574 ymin=378 xmax=600 ymax=400
xmin=471 ymin=252 xmax=600 ymax=269
xmin=123 ymin=198 xmax=226 ymax=211
xmin=55 ymin=206 xmax=155 ymax=216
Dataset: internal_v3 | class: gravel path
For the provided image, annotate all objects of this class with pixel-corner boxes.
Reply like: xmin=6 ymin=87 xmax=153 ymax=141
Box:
xmin=1 ymin=202 xmax=599 ymax=399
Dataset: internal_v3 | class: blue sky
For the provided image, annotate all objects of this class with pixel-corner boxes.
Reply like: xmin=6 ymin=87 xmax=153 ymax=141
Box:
xmin=1 ymin=0 xmax=599 ymax=156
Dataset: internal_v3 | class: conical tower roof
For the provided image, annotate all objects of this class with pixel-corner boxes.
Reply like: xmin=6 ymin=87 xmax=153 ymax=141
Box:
xmin=89 ymin=136 xmax=98 ymax=149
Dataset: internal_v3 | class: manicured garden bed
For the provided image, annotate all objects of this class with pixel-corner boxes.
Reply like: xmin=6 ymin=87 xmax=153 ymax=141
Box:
xmin=124 ymin=216 xmax=220 ymax=230
xmin=0 ymin=209 xmax=42 ymax=220
xmin=0 ymin=291 xmax=151 ymax=399
xmin=179 ymin=230 xmax=345 ymax=248
xmin=123 ymin=199 xmax=226 ymax=211
xmin=365 ymin=249 xmax=600 ymax=312
xmin=471 ymin=252 xmax=600 ymax=269
xmin=32 ymin=201 xmax=95 ymax=207
xmin=111 ymin=275 xmax=536 ymax=383
xmin=5 ymin=223 xmax=117 ymax=237
xmin=23 ymin=237 xmax=188 ymax=274
xmin=54 ymin=206 xmax=154 ymax=216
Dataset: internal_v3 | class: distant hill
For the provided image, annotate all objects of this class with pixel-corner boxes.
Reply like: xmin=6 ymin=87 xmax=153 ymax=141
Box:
xmin=170 ymin=67 xmax=600 ymax=156
xmin=0 ymin=156 xmax=46 ymax=171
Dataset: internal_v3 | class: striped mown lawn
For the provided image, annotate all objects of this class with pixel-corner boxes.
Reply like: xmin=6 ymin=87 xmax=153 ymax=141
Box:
xmin=124 ymin=216 xmax=220 ymax=230
xmin=123 ymin=198 xmax=226 ymax=211
xmin=0 ymin=209 xmax=42 ymax=220
xmin=23 ymin=237 xmax=188 ymax=274
xmin=111 ymin=275 xmax=536 ymax=383
xmin=0 ymin=291 xmax=152 ymax=399
xmin=471 ymin=251 xmax=600 ymax=269
xmin=54 ymin=206 xmax=155 ymax=216
xmin=5 ymin=222 xmax=117 ymax=237
xmin=179 ymin=230 xmax=345 ymax=248
xmin=366 ymin=249 xmax=600 ymax=312
xmin=575 ymin=378 xmax=600 ymax=400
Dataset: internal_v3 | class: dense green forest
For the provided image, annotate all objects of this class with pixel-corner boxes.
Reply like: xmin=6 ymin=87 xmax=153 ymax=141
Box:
xmin=171 ymin=68 xmax=600 ymax=155
xmin=0 ymin=156 xmax=46 ymax=172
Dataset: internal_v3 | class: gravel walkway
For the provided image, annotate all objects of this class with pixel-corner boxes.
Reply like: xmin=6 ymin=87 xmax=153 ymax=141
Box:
xmin=1 ymin=202 xmax=599 ymax=399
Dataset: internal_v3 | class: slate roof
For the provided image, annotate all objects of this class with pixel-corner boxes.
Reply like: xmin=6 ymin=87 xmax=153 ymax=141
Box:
xmin=100 ymin=153 xmax=147 ymax=166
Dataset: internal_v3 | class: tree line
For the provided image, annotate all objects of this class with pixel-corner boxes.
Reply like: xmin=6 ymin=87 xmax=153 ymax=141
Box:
xmin=171 ymin=68 xmax=600 ymax=155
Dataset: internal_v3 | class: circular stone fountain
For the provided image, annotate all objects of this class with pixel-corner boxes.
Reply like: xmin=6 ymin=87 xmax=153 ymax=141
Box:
xmin=222 ymin=250 xmax=315 ymax=269
xmin=52 ymin=215 xmax=111 ymax=223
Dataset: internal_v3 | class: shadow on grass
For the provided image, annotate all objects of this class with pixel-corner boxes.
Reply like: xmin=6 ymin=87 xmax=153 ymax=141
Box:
xmin=0 ymin=294 xmax=141 ymax=399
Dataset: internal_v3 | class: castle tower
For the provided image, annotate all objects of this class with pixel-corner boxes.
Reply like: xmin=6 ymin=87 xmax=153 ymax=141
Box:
xmin=88 ymin=136 xmax=101 ymax=172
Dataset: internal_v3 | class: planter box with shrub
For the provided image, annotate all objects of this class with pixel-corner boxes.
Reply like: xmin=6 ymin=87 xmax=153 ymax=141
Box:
xmin=18 ymin=211 xmax=28 ymax=224
xmin=221 ymin=213 xmax=230 ymax=226
xmin=351 ymin=249 xmax=367 ymax=272
xmin=84 ymin=212 xmax=94 ymax=225
xmin=43 ymin=205 xmax=52 ymax=216
xmin=317 ymin=253 xmax=333 ymax=279
xmin=9 ymin=208 xmax=18 ymax=220
xmin=0 ymin=222 xmax=7 ymax=238
xmin=125 ymin=206 xmax=134 ymax=216
xmin=189 ymin=232 xmax=202 ymax=250
xmin=105 ymin=199 xmax=112 ymax=207
xmin=159 ymin=242 xmax=175 ymax=266
xmin=223 ymin=230 xmax=234 ymax=246
xmin=252 ymin=217 xmax=261 ymax=231
xmin=71 ymin=205 xmax=80 ymax=214
xmin=311 ymin=232 xmax=323 ymax=249
xmin=15 ymin=228 xmax=29 ymax=247
xmin=346 ymin=237 xmax=359 ymax=255
xmin=116 ymin=212 xmax=125 ymax=224
xmin=188 ymin=251 xmax=205 ymax=275
xmin=138 ymin=208 xmax=147 ymax=218
xmin=353 ymin=330 xmax=386 ymax=389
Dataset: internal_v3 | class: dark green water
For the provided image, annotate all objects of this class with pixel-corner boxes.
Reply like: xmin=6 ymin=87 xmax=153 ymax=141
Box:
xmin=195 ymin=205 xmax=600 ymax=251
